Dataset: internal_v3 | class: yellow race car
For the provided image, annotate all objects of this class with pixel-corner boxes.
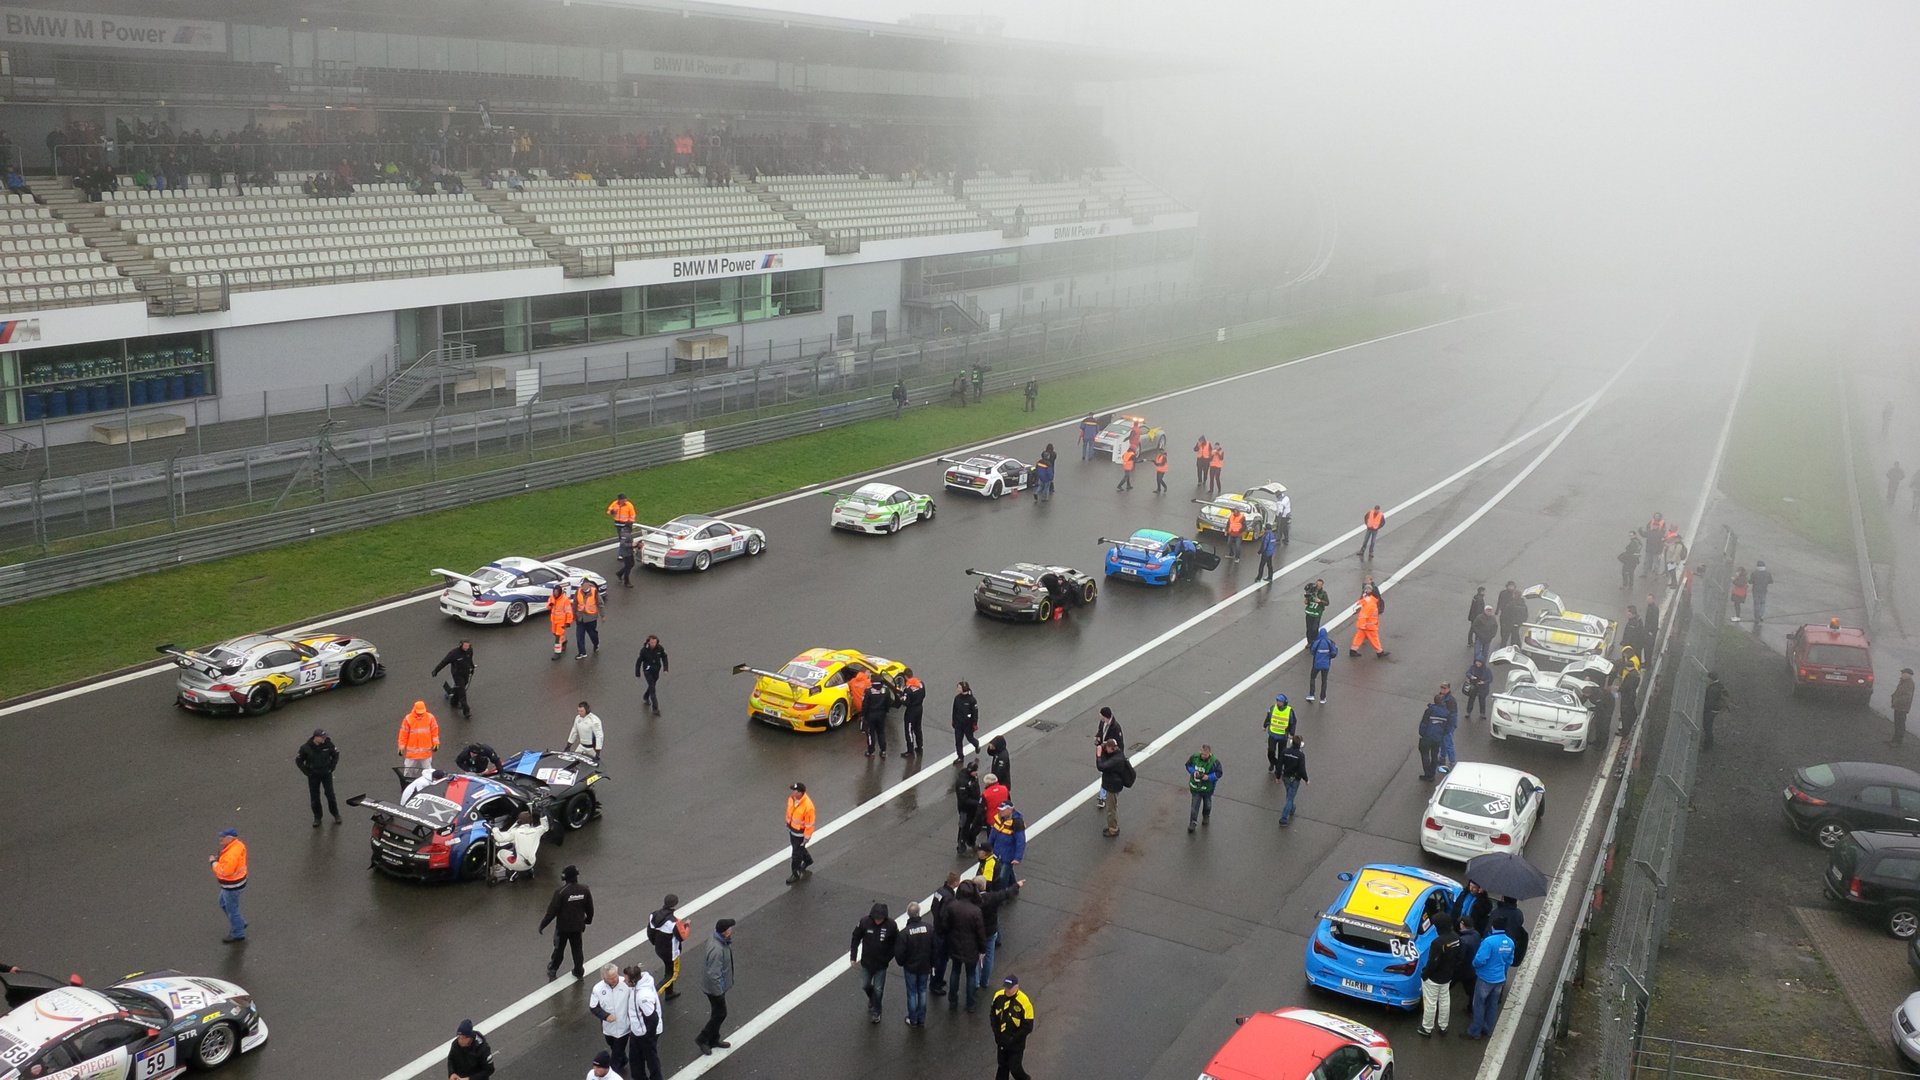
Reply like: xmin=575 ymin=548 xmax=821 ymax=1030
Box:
xmin=733 ymin=648 xmax=908 ymax=732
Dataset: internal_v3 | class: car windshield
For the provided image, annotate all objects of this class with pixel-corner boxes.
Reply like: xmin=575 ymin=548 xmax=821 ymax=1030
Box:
xmin=1439 ymin=788 xmax=1512 ymax=819
xmin=470 ymin=566 xmax=514 ymax=587
xmin=1799 ymin=764 xmax=1837 ymax=788
xmin=660 ymin=519 xmax=704 ymax=538
xmin=1808 ymin=644 xmax=1870 ymax=667
xmin=1099 ymin=422 xmax=1132 ymax=438
xmin=100 ymin=988 xmax=171 ymax=1028
xmin=776 ymin=661 xmax=830 ymax=687
xmin=1505 ymin=685 xmax=1581 ymax=708
xmin=1328 ymin=920 xmax=1399 ymax=953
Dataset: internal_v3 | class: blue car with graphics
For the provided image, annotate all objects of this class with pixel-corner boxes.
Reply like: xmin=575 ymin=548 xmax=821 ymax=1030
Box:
xmin=1305 ymin=863 xmax=1463 ymax=1009
xmin=1098 ymin=528 xmax=1219 ymax=585
xmin=350 ymin=752 xmax=604 ymax=882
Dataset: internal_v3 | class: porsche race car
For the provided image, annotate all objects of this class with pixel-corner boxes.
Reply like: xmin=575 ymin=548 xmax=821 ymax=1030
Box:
xmin=1196 ymin=482 xmax=1289 ymax=540
xmin=1199 ymin=1008 xmax=1392 ymax=1080
xmin=160 ymin=633 xmax=382 ymax=716
xmin=0 ymin=967 xmax=268 ymax=1078
xmin=1091 ymin=414 xmax=1166 ymax=463
xmin=1100 ymin=529 xmax=1220 ymax=585
xmin=433 ymin=556 xmax=606 ymax=625
xmin=1518 ymin=584 xmax=1618 ymax=669
xmin=940 ymin=454 xmax=1032 ymax=499
xmin=349 ymin=755 xmax=604 ymax=882
xmin=735 ymin=648 xmax=908 ymax=732
xmin=829 ymin=483 xmax=935 ymax=534
xmin=967 ymin=564 xmax=1098 ymax=621
xmin=636 ymin=514 xmax=767 ymax=571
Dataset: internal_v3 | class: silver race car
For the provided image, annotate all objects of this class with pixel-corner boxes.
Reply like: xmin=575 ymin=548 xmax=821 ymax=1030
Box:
xmin=1195 ymin=482 xmax=1289 ymax=540
xmin=433 ymin=556 xmax=607 ymax=625
xmin=967 ymin=564 xmax=1098 ymax=621
xmin=637 ymin=514 xmax=768 ymax=571
xmin=940 ymin=454 xmax=1033 ymax=499
xmin=160 ymin=633 xmax=383 ymax=716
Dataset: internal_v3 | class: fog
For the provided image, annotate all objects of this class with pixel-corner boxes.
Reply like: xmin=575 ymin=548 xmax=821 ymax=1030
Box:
xmin=765 ymin=0 xmax=1920 ymax=309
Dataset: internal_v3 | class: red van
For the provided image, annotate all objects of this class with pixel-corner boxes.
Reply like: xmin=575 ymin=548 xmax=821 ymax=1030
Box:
xmin=1787 ymin=622 xmax=1875 ymax=703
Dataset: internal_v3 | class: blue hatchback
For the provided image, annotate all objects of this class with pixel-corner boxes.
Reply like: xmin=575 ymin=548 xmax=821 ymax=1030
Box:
xmin=1305 ymin=863 xmax=1463 ymax=1009
xmin=1100 ymin=529 xmax=1219 ymax=585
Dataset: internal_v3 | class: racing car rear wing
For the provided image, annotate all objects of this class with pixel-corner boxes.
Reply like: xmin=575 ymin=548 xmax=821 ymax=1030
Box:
xmin=154 ymin=643 xmax=225 ymax=679
xmin=1096 ymin=536 xmax=1164 ymax=553
xmin=965 ymin=568 xmax=1030 ymax=588
xmin=430 ymin=568 xmax=489 ymax=588
xmin=1488 ymin=646 xmax=1613 ymax=687
xmin=733 ymin=662 xmax=803 ymax=687
xmin=345 ymin=793 xmax=444 ymax=833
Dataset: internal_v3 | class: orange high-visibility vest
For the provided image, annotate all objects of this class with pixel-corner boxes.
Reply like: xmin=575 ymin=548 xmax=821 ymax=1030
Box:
xmin=1227 ymin=510 xmax=1245 ymax=535
xmin=785 ymin=794 xmax=817 ymax=839
xmin=398 ymin=703 xmax=439 ymax=759
xmin=1210 ymin=448 xmax=1223 ymax=469
xmin=1357 ymin=593 xmax=1381 ymax=630
xmin=1365 ymin=509 xmax=1384 ymax=530
xmin=848 ymin=670 xmax=872 ymax=712
xmin=1154 ymin=451 xmax=1168 ymax=473
xmin=1121 ymin=448 xmax=1136 ymax=471
xmin=607 ymin=499 xmax=636 ymax=524
xmin=213 ymin=837 xmax=248 ymax=886
xmin=548 ymin=592 xmax=574 ymax=633
xmin=1195 ymin=438 xmax=1210 ymax=460
xmin=576 ymin=582 xmax=600 ymax=618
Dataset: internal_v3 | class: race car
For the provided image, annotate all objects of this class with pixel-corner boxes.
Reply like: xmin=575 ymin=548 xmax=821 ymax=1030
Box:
xmin=734 ymin=648 xmax=908 ymax=732
xmin=1099 ymin=529 xmax=1220 ymax=585
xmin=1304 ymin=863 xmax=1462 ymax=1009
xmin=160 ymin=632 xmax=382 ymax=717
xmin=1487 ymin=646 xmax=1612 ymax=752
xmin=1198 ymin=1007 xmax=1392 ymax=1080
xmin=349 ymin=757 xmax=604 ymax=882
xmin=829 ymin=483 xmax=935 ymax=534
xmin=0 ymin=967 xmax=268 ymax=1077
xmin=967 ymin=564 xmax=1098 ymax=621
xmin=1195 ymin=482 xmax=1289 ymax=540
xmin=940 ymin=453 xmax=1033 ymax=499
xmin=636 ymin=514 xmax=767 ymax=571
xmin=1419 ymin=761 xmax=1546 ymax=862
xmin=1091 ymin=414 xmax=1166 ymax=463
xmin=433 ymin=556 xmax=607 ymax=625
xmin=1517 ymin=584 xmax=1618 ymax=670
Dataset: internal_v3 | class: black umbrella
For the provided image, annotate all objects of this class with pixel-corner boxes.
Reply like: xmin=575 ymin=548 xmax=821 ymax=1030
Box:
xmin=1464 ymin=852 xmax=1549 ymax=900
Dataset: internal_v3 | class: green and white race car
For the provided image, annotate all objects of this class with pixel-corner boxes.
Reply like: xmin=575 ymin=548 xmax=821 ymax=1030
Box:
xmin=828 ymin=482 xmax=935 ymax=535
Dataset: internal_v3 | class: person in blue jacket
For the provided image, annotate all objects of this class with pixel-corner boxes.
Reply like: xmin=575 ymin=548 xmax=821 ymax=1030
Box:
xmin=1438 ymin=683 xmax=1460 ymax=774
xmin=988 ymin=803 xmax=1026 ymax=876
xmin=1466 ymin=913 xmax=1517 ymax=1039
xmin=1417 ymin=696 xmax=1449 ymax=781
xmin=1308 ymin=628 xmax=1336 ymax=702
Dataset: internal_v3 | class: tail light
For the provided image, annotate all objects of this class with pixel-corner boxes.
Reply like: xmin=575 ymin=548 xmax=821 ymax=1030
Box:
xmin=1495 ymin=707 xmax=1511 ymax=720
xmin=1385 ymin=960 xmax=1416 ymax=975
xmin=1799 ymin=668 xmax=1809 ymax=678
xmin=208 ymin=683 xmax=234 ymax=692
xmin=1491 ymin=833 xmax=1512 ymax=846
xmin=1564 ymin=722 xmax=1584 ymax=731
xmin=1312 ymin=938 xmax=1337 ymax=959
xmin=469 ymin=598 xmax=495 ymax=607
xmin=667 ymin=548 xmax=688 ymax=556
xmin=1424 ymin=817 xmax=1442 ymax=831
xmin=1789 ymin=786 xmax=1828 ymax=806
xmin=1850 ymin=877 xmax=1864 ymax=898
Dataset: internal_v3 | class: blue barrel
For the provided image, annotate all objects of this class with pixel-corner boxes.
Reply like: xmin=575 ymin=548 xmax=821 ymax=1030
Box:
xmin=167 ymin=375 xmax=186 ymax=401
xmin=129 ymin=379 xmax=148 ymax=406
xmin=22 ymin=391 xmax=43 ymax=421
xmin=88 ymin=385 xmax=110 ymax=412
xmin=67 ymin=387 xmax=89 ymax=414
xmin=105 ymin=382 xmax=124 ymax=409
xmin=46 ymin=389 xmax=68 ymax=417
xmin=186 ymin=370 xmax=206 ymax=398
xmin=146 ymin=377 xmax=166 ymax=402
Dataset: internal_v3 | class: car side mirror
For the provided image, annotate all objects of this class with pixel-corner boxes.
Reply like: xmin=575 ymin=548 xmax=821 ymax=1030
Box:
xmin=1337 ymin=872 xmax=1354 ymax=882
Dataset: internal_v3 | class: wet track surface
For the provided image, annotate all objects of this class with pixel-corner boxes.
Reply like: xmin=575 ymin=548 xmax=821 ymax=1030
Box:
xmin=2 ymin=302 xmax=1748 ymax=1080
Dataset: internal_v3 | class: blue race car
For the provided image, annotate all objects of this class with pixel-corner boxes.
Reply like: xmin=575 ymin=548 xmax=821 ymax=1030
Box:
xmin=1099 ymin=529 xmax=1220 ymax=585
xmin=350 ymin=753 xmax=604 ymax=882
xmin=1305 ymin=863 xmax=1463 ymax=1009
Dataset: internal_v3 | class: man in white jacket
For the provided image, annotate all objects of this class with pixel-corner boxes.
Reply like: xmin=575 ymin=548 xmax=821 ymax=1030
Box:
xmin=566 ymin=702 xmax=605 ymax=759
xmin=625 ymin=967 xmax=664 ymax=1080
xmin=588 ymin=965 xmax=632 ymax=1078
xmin=489 ymin=810 xmax=547 ymax=877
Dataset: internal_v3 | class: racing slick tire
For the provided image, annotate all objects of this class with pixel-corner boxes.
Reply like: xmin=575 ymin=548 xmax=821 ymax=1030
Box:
xmin=1166 ymin=565 xmax=1179 ymax=586
xmin=459 ymin=842 xmax=489 ymax=882
xmin=240 ymin=684 xmax=276 ymax=717
xmin=1036 ymin=599 xmax=1053 ymax=622
xmin=342 ymin=654 xmax=376 ymax=686
xmin=920 ymin=501 xmax=936 ymax=522
xmin=694 ymin=550 xmax=712 ymax=572
xmin=505 ymin=601 xmax=529 ymax=626
xmin=827 ymin=700 xmax=850 ymax=729
xmin=1081 ymin=581 xmax=1097 ymax=604
xmin=988 ymin=481 xmax=1003 ymax=500
xmin=746 ymin=536 xmax=765 ymax=556
xmin=563 ymin=793 xmax=595 ymax=830
xmin=189 ymin=1022 xmax=238 ymax=1070
xmin=887 ymin=515 xmax=901 ymax=535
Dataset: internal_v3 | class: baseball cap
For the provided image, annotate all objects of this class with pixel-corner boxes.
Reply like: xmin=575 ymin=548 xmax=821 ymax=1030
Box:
xmin=1003 ymin=975 xmax=1019 ymax=987
xmin=219 ymin=828 xmax=238 ymax=838
xmin=593 ymin=1050 xmax=612 ymax=1067
xmin=790 ymin=781 xmax=806 ymax=793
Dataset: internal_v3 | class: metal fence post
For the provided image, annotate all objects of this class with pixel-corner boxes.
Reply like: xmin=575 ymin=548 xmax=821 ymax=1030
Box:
xmin=165 ymin=459 xmax=177 ymax=532
xmin=262 ymin=390 xmax=271 ymax=446
xmin=608 ymin=390 xmax=619 ymax=445
xmin=31 ymin=477 xmax=46 ymax=554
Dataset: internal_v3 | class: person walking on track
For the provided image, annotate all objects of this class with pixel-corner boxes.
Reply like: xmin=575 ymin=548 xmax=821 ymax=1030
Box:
xmin=1186 ymin=744 xmax=1222 ymax=832
xmin=1097 ymin=739 xmax=1133 ymax=837
xmin=636 ymin=635 xmax=667 ymax=713
xmin=397 ymin=700 xmax=439 ymax=780
xmin=1304 ymin=578 xmax=1329 ymax=641
xmin=1308 ymin=628 xmax=1336 ymax=702
xmin=991 ymin=976 xmax=1037 ymax=1080
xmin=565 ymin=702 xmax=604 ymax=759
xmin=1357 ymin=505 xmax=1385 ymax=559
xmin=1350 ymin=588 xmax=1388 ymax=658
xmin=433 ymin=639 xmax=476 ymax=719
xmin=956 ymin=760 xmax=985 ymax=854
xmin=588 ymin=965 xmax=632 ymax=1079
xmin=785 ymin=782 xmax=816 ymax=884
xmin=625 ymin=968 xmax=664 ymax=1080
xmin=849 ymin=902 xmax=899 ymax=1023
xmin=296 ymin=728 xmax=341 ymax=826
xmin=1153 ymin=447 xmax=1169 ymax=493
xmin=1094 ymin=707 xmax=1122 ymax=809
xmin=647 ymin=895 xmax=687 ymax=1000
xmin=1208 ymin=443 xmax=1225 ymax=494
xmin=695 ymin=919 xmax=736 ymax=1054
xmin=1226 ymin=508 xmax=1245 ymax=561
xmin=573 ymin=578 xmax=603 ymax=659
xmin=1256 ymin=523 xmax=1278 ymax=582
xmin=1116 ymin=446 xmax=1136 ymax=491
xmin=901 ymin=670 xmax=926 ymax=757
xmin=1276 ymin=733 xmax=1310 ymax=826
xmin=1194 ymin=435 xmax=1211 ymax=485
xmin=1081 ymin=415 xmax=1099 ymax=460
xmin=896 ymin=902 xmax=936 ymax=1028
xmin=1265 ymin=694 xmax=1296 ymax=775
xmin=211 ymin=827 xmax=248 ymax=942
xmin=445 ymin=1020 xmax=494 ymax=1080
xmin=1464 ymin=656 xmax=1493 ymax=721
xmin=953 ymin=681 xmax=982 ymax=760
xmin=547 ymin=584 xmax=574 ymax=659
xmin=540 ymin=864 xmax=594 ymax=981
xmin=616 ymin=532 xmax=635 ymax=588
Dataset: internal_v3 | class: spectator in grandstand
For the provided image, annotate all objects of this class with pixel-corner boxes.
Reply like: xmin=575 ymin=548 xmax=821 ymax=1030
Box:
xmin=5 ymin=167 xmax=28 ymax=196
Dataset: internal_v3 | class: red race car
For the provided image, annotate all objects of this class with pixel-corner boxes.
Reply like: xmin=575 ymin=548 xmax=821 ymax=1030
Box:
xmin=1200 ymin=1007 xmax=1393 ymax=1080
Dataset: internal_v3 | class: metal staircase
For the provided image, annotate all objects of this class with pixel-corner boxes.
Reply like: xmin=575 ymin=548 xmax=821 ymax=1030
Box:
xmin=358 ymin=342 xmax=479 ymax=412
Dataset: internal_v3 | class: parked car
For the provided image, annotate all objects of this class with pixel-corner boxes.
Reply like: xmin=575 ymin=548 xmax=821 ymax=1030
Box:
xmin=1516 ymin=585 xmax=1617 ymax=670
xmin=161 ymin=632 xmax=382 ymax=716
xmin=1895 ymin=989 xmax=1920 ymax=1065
xmin=1419 ymin=761 xmax=1546 ymax=862
xmin=1198 ymin=1007 xmax=1393 ymax=1080
xmin=1099 ymin=529 xmax=1220 ymax=585
xmin=1826 ymin=830 xmax=1920 ymax=939
xmin=1303 ymin=864 xmax=1461 ymax=1009
xmin=1486 ymin=647 xmax=1611 ymax=752
xmin=0 ymin=967 xmax=268 ymax=1076
xmin=967 ymin=564 xmax=1097 ymax=622
xmin=1787 ymin=621 xmax=1875 ymax=703
xmin=1782 ymin=761 xmax=1920 ymax=848
xmin=940 ymin=453 xmax=1032 ymax=499
xmin=1195 ymin=482 xmax=1289 ymax=540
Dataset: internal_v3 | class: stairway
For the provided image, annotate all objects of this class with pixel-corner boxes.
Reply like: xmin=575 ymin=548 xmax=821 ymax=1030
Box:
xmin=745 ymin=182 xmax=835 ymax=251
xmin=469 ymin=186 xmax=604 ymax=277
xmin=35 ymin=180 xmax=191 ymax=312
xmin=359 ymin=343 xmax=479 ymax=412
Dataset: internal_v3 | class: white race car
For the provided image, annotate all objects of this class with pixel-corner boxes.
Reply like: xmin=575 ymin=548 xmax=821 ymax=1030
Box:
xmin=1518 ymin=584 xmax=1618 ymax=670
xmin=433 ymin=556 xmax=607 ymax=625
xmin=829 ymin=483 xmax=935 ymax=534
xmin=1419 ymin=761 xmax=1546 ymax=861
xmin=1091 ymin=414 xmax=1165 ymax=463
xmin=940 ymin=454 xmax=1032 ymax=499
xmin=637 ymin=514 xmax=767 ymax=571
xmin=1487 ymin=646 xmax=1611 ymax=752
xmin=0 ymin=968 xmax=268 ymax=1078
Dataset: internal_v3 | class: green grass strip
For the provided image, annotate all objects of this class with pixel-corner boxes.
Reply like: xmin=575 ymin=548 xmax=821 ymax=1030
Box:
xmin=0 ymin=297 xmax=1448 ymax=702
xmin=1721 ymin=334 xmax=1853 ymax=554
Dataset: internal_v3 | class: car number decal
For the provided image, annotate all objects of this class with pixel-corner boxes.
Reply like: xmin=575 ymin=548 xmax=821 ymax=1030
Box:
xmin=1388 ymin=938 xmax=1419 ymax=960
xmin=135 ymin=1038 xmax=177 ymax=1079
xmin=298 ymin=664 xmax=324 ymax=686
xmin=1483 ymin=798 xmax=1511 ymax=815
xmin=536 ymin=768 xmax=577 ymax=787
xmin=0 ymin=1030 xmax=30 ymax=1067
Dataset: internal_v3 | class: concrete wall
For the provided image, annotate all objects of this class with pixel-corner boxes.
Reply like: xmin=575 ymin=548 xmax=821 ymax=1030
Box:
xmin=211 ymin=311 xmax=395 ymax=418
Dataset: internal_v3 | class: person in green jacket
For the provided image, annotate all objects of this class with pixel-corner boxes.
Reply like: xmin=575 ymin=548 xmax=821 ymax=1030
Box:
xmin=1186 ymin=744 xmax=1222 ymax=832
xmin=1304 ymin=579 xmax=1330 ymax=642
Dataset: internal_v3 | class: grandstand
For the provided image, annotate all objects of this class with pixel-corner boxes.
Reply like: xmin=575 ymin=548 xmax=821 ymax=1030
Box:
xmin=0 ymin=0 xmax=1198 ymax=443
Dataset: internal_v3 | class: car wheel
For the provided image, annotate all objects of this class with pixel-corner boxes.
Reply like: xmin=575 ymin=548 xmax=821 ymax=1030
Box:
xmin=1381 ymin=1065 xmax=1394 ymax=1080
xmin=1167 ymin=566 xmax=1179 ymax=585
xmin=1814 ymin=817 xmax=1851 ymax=849
xmin=887 ymin=515 xmax=900 ymax=534
xmin=694 ymin=550 xmax=712 ymax=572
xmin=746 ymin=535 xmax=764 ymax=556
xmin=827 ymin=700 xmax=849 ymax=729
xmin=459 ymin=842 xmax=488 ymax=881
xmin=1036 ymin=599 xmax=1053 ymax=622
xmin=505 ymin=601 xmax=528 ymax=626
xmin=240 ymin=684 xmax=275 ymax=717
xmin=1891 ymin=906 xmax=1920 ymax=940
xmin=564 ymin=794 xmax=594 ymax=830
xmin=189 ymin=1022 xmax=237 ymax=1070
xmin=920 ymin=501 xmax=936 ymax=521
xmin=1082 ymin=581 xmax=1097 ymax=604
xmin=342 ymin=654 xmax=375 ymax=686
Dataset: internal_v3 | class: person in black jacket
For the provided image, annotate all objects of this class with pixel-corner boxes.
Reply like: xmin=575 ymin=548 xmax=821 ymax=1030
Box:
xmin=540 ymin=865 xmax=595 ymax=980
xmin=1450 ymin=880 xmax=1492 ymax=938
xmin=1496 ymin=582 xmax=1526 ymax=648
xmin=986 ymin=734 xmax=1012 ymax=791
xmin=941 ymin=880 xmax=989 ymax=1012
xmin=863 ymin=679 xmax=892 ymax=759
xmin=456 ymin=742 xmax=502 ymax=775
xmin=1466 ymin=587 xmax=1488 ymax=644
xmin=952 ymin=682 xmax=981 ymax=760
xmin=636 ymin=636 xmax=668 ymax=713
xmin=849 ymin=902 xmax=898 ymax=1022
xmin=295 ymin=729 xmax=341 ymax=827
xmin=975 ymin=873 xmax=1023 ymax=985
xmin=1417 ymin=919 xmax=1462 ymax=1036
xmin=432 ymin=640 xmax=476 ymax=719
xmin=955 ymin=760 xmax=984 ymax=854
xmin=1097 ymin=740 xmax=1131 ymax=837
xmin=895 ymin=902 xmax=936 ymax=1026
xmin=929 ymin=871 xmax=960 ymax=998
xmin=901 ymin=671 xmax=926 ymax=757
xmin=446 ymin=1019 xmax=495 ymax=1080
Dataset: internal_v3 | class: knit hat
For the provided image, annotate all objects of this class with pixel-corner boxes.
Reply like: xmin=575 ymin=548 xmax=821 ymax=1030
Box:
xmin=561 ymin=865 xmax=579 ymax=882
xmin=456 ymin=1019 xmax=474 ymax=1037
xmin=312 ymin=728 xmax=327 ymax=738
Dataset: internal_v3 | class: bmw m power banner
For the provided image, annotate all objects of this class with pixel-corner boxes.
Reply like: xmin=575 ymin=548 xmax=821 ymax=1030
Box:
xmin=0 ymin=7 xmax=227 ymax=52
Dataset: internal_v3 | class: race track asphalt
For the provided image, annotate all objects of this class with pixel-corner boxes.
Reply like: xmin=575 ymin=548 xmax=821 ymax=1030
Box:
xmin=0 ymin=300 xmax=1748 ymax=1080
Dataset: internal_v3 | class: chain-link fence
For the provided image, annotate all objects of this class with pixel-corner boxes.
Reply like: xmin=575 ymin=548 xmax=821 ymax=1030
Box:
xmin=1636 ymin=1038 xmax=1919 ymax=1080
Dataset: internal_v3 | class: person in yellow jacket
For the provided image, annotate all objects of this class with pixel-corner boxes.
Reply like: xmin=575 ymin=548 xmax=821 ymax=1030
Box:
xmin=785 ymin=781 xmax=816 ymax=884
xmin=990 ymin=975 xmax=1037 ymax=1080
xmin=548 ymin=584 xmax=574 ymax=659
xmin=210 ymin=827 xmax=248 ymax=942
xmin=1349 ymin=590 xmax=1389 ymax=659
xmin=398 ymin=700 xmax=440 ymax=779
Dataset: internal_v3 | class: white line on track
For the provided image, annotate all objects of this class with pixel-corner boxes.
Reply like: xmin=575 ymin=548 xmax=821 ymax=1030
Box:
xmin=665 ymin=330 xmax=1650 ymax=1079
xmin=1 ymin=309 xmax=1494 ymax=722
xmin=370 ymin=314 xmax=1587 ymax=1080
xmin=1476 ymin=321 xmax=1748 ymax=1080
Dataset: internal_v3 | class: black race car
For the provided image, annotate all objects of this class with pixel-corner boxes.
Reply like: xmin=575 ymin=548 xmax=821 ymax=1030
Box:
xmin=348 ymin=750 xmax=605 ymax=882
xmin=966 ymin=563 xmax=1099 ymax=622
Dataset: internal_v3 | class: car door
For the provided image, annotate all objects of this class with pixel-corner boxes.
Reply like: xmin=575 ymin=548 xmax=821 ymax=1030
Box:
xmin=1853 ymin=785 xmax=1904 ymax=831
xmin=18 ymin=1041 xmax=78 ymax=1079
xmin=256 ymin=647 xmax=307 ymax=689
xmin=67 ymin=1018 xmax=152 ymax=1079
xmin=1895 ymin=788 xmax=1920 ymax=831
xmin=1514 ymin=779 xmax=1541 ymax=849
xmin=709 ymin=522 xmax=744 ymax=561
xmin=889 ymin=490 xmax=911 ymax=525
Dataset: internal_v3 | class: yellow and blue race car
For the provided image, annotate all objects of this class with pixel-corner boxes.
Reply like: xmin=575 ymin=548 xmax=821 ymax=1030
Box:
xmin=734 ymin=648 xmax=908 ymax=732
xmin=161 ymin=633 xmax=383 ymax=716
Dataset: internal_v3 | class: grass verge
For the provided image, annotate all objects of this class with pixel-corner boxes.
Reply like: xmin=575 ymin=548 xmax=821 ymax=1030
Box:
xmin=1720 ymin=334 xmax=1853 ymax=554
xmin=0 ymin=296 xmax=1450 ymax=702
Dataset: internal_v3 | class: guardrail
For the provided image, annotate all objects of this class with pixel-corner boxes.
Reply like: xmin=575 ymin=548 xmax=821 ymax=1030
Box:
xmin=0 ymin=295 xmax=1342 ymax=605
xmin=1634 ymin=1037 xmax=1918 ymax=1080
